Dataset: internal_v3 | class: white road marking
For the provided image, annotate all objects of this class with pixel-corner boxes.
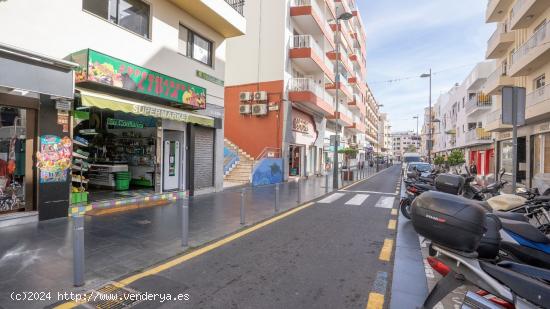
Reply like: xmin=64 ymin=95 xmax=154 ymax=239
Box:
xmin=375 ymin=196 xmax=395 ymax=209
xmin=419 ymin=236 xmax=427 ymax=248
xmin=345 ymin=194 xmax=369 ymax=205
xmin=423 ymin=258 xmax=435 ymax=279
xmin=339 ymin=190 xmax=396 ymax=196
xmin=318 ymin=193 xmax=345 ymax=204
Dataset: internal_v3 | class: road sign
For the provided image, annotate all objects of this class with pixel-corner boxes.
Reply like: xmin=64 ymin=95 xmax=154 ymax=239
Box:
xmin=502 ymin=86 xmax=526 ymax=126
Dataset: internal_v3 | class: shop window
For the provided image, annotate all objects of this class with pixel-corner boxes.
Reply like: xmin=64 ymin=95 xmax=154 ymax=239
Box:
xmin=179 ymin=25 xmax=213 ymax=67
xmin=83 ymin=0 xmax=150 ymax=39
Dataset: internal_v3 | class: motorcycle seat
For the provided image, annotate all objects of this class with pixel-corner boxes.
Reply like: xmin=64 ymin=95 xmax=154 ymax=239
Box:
xmin=480 ymin=261 xmax=550 ymax=308
xmin=500 ymin=219 xmax=550 ymax=244
xmin=476 ymin=201 xmax=492 ymax=211
xmin=534 ymin=195 xmax=550 ymax=202
xmin=493 ymin=211 xmax=529 ymax=223
xmin=496 ymin=261 xmax=550 ymax=281
xmin=419 ymin=177 xmax=434 ymax=183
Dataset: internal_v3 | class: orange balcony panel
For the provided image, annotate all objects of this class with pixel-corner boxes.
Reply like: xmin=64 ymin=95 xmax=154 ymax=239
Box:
xmin=348 ymin=76 xmax=357 ymax=84
xmin=288 ymin=91 xmax=335 ymax=116
xmin=326 ymin=51 xmax=354 ymax=76
xmin=290 ymin=6 xmax=335 ymax=48
xmin=289 ymin=48 xmax=335 ymax=82
xmin=328 ymin=111 xmax=353 ymax=127
xmin=325 ymin=82 xmax=353 ymax=100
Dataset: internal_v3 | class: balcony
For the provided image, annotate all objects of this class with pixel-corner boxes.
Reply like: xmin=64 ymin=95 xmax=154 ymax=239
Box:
xmin=466 ymin=128 xmax=493 ymax=145
xmin=325 ymin=74 xmax=353 ymax=101
xmin=510 ymin=0 xmax=549 ymax=30
xmin=290 ymin=0 xmax=334 ymax=47
xmin=346 ymin=115 xmax=366 ymax=133
xmin=327 ymin=50 xmax=355 ymax=76
xmin=288 ymin=78 xmax=335 ymax=116
xmin=328 ymin=105 xmax=354 ymax=127
xmin=484 ymin=64 xmax=515 ymax=95
xmin=509 ymin=21 xmax=550 ymax=77
xmin=486 ymin=0 xmax=514 ymax=23
xmin=486 ymin=22 xmax=515 ymax=59
xmin=169 ymin=0 xmax=246 ymax=37
xmin=289 ymin=35 xmax=335 ymax=82
xmin=466 ymin=93 xmax=492 ymax=116
xmin=486 ymin=109 xmax=512 ymax=132
xmin=526 ymin=84 xmax=550 ymax=122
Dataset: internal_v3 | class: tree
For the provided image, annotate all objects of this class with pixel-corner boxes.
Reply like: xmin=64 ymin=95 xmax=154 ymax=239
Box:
xmin=447 ymin=149 xmax=466 ymax=167
xmin=433 ymin=155 xmax=446 ymax=166
xmin=405 ymin=145 xmax=417 ymax=153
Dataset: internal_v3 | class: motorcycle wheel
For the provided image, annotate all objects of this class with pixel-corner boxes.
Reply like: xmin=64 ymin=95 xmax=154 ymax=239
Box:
xmin=400 ymin=198 xmax=412 ymax=220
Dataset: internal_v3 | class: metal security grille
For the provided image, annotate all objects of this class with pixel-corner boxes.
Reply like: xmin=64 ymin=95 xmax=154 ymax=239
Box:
xmin=83 ymin=283 xmax=143 ymax=309
xmin=224 ymin=0 xmax=245 ymax=15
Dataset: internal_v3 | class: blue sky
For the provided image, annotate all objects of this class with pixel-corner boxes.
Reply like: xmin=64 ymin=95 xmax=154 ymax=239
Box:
xmin=358 ymin=0 xmax=495 ymax=132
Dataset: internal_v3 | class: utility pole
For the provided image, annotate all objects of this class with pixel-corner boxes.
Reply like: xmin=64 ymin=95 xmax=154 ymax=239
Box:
xmin=421 ymin=70 xmax=432 ymax=163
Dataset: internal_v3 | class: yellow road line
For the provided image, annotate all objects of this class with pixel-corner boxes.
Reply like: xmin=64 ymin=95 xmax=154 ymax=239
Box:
xmin=55 ymin=202 xmax=316 ymax=309
xmin=387 ymin=219 xmax=396 ymax=230
xmin=379 ymin=239 xmax=394 ymax=262
xmin=390 ymin=209 xmax=398 ymax=216
xmin=366 ymin=292 xmax=385 ymax=309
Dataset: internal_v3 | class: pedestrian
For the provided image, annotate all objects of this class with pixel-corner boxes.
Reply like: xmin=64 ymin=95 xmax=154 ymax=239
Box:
xmin=469 ymin=161 xmax=478 ymax=175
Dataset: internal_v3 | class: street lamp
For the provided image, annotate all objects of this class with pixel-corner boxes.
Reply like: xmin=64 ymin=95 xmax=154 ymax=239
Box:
xmin=421 ymin=69 xmax=432 ymax=163
xmin=332 ymin=11 xmax=354 ymax=189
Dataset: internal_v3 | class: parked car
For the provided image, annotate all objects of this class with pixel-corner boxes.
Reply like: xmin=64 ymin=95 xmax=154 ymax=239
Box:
xmin=401 ymin=152 xmax=422 ymax=175
xmin=404 ymin=162 xmax=433 ymax=180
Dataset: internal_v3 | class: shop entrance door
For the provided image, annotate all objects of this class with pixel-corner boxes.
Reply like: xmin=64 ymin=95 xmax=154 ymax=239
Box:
xmin=163 ymin=131 xmax=184 ymax=191
xmin=289 ymin=145 xmax=302 ymax=177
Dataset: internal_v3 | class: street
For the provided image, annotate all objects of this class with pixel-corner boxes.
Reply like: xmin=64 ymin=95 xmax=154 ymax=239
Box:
xmin=60 ymin=166 xmax=402 ymax=309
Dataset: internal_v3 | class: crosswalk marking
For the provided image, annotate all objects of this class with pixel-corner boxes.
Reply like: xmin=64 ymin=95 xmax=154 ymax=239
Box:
xmin=339 ymin=190 xmax=396 ymax=196
xmin=345 ymin=194 xmax=369 ymax=205
xmin=375 ymin=197 xmax=395 ymax=209
xmin=318 ymin=193 xmax=345 ymax=204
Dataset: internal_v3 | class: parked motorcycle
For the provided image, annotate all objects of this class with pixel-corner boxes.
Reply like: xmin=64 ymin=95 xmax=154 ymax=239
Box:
xmin=411 ymin=191 xmax=550 ymax=308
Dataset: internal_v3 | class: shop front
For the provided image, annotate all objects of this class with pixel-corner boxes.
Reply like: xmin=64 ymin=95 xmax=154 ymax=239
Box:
xmin=469 ymin=146 xmax=495 ymax=176
xmin=0 ymin=43 xmax=77 ymax=221
xmin=530 ymin=122 xmax=550 ymax=187
xmin=67 ymin=49 xmax=218 ymax=206
xmin=496 ymin=131 xmax=527 ymax=187
xmin=287 ymin=108 xmax=321 ymax=177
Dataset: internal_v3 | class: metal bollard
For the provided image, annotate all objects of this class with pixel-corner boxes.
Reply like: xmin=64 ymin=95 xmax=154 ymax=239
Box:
xmin=181 ymin=202 xmax=189 ymax=247
xmin=297 ymin=179 xmax=302 ymax=204
xmin=73 ymin=215 xmax=85 ymax=287
xmin=240 ymin=188 xmax=245 ymax=225
xmin=275 ymin=183 xmax=280 ymax=213
xmin=325 ymin=172 xmax=329 ymax=193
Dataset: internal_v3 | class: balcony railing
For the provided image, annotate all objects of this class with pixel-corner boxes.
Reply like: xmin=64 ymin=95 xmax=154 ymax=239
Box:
xmin=466 ymin=92 xmax=492 ymax=114
xmin=466 ymin=128 xmax=492 ymax=143
xmin=289 ymin=77 xmax=336 ymax=110
xmin=224 ymin=0 xmax=245 ymax=16
xmin=485 ymin=63 xmax=508 ymax=87
xmin=527 ymin=84 xmax=550 ymax=108
xmin=511 ymin=20 xmax=549 ymax=65
xmin=487 ymin=21 xmax=511 ymax=48
xmin=291 ymin=0 xmax=333 ymax=39
xmin=290 ymin=35 xmax=334 ymax=77
xmin=510 ymin=0 xmax=528 ymax=26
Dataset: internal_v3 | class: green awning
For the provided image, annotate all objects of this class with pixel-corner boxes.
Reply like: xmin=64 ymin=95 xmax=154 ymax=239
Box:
xmin=78 ymin=89 xmax=214 ymax=127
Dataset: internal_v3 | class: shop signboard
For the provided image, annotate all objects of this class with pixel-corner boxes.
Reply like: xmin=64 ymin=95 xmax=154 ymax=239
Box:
xmin=291 ymin=109 xmax=317 ymax=145
xmin=106 ymin=117 xmax=144 ymax=129
xmin=69 ymin=49 xmax=206 ymax=110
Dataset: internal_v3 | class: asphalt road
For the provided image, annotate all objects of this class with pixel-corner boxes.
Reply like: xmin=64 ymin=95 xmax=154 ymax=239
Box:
xmin=96 ymin=166 xmax=402 ymax=309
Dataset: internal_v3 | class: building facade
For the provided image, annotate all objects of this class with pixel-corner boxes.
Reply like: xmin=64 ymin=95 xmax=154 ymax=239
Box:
xmin=224 ymin=0 xmax=378 ymax=182
xmin=0 ymin=0 xmax=245 ymax=220
xmin=378 ymin=113 xmax=392 ymax=156
xmin=484 ymin=0 xmax=550 ymax=187
xmin=428 ymin=61 xmax=497 ymax=176
xmin=391 ymin=131 xmax=421 ymax=161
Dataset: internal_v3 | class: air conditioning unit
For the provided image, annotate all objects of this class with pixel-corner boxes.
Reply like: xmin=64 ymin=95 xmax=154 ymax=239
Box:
xmin=253 ymin=91 xmax=268 ymax=101
xmin=239 ymin=104 xmax=251 ymax=114
xmin=240 ymin=92 xmax=252 ymax=101
xmin=251 ymin=104 xmax=268 ymax=116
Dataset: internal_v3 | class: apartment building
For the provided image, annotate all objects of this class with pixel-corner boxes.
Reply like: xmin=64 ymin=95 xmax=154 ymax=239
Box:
xmin=0 ymin=0 xmax=245 ymax=220
xmin=225 ymin=0 xmax=378 ymax=182
xmin=378 ymin=113 xmax=392 ymax=155
xmin=484 ymin=0 xmax=550 ymax=187
xmin=428 ymin=62 xmax=497 ymax=175
xmin=391 ymin=131 xmax=421 ymax=161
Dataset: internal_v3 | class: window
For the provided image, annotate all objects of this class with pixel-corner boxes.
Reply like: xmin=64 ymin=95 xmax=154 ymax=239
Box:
xmin=83 ymin=0 xmax=150 ymax=38
xmin=534 ymin=74 xmax=545 ymax=91
xmin=179 ymin=25 xmax=213 ymax=67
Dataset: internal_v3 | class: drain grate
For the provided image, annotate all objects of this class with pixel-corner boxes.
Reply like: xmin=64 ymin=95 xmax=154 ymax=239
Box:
xmin=83 ymin=283 xmax=143 ymax=309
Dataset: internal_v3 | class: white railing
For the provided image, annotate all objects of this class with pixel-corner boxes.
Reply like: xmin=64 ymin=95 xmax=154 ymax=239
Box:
xmin=288 ymin=78 xmax=336 ymax=110
xmin=511 ymin=20 xmax=549 ymax=65
xmin=487 ymin=22 xmax=510 ymax=50
xmin=527 ymin=84 xmax=550 ymax=108
xmin=291 ymin=0 xmax=332 ymax=37
xmin=466 ymin=92 xmax=492 ymax=114
xmin=290 ymin=35 xmax=324 ymax=58
xmin=340 ymin=105 xmax=353 ymax=119
xmin=466 ymin=128 xmax=492 ymax=143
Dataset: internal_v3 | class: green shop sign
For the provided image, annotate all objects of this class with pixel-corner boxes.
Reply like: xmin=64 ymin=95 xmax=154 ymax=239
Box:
xmin=106 ymin=118 xmax=144 ymax=129
xmin=69 ymin=49 xmax=206 ymax=110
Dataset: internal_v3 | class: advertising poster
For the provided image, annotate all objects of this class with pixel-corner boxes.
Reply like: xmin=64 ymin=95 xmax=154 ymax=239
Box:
xmin=37 ymin=135 xmax=72 ymax=183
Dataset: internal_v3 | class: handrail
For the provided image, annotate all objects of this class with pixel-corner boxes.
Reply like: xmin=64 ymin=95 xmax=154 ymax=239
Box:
xmin=256 ymin=147 xmax=281 ymax=161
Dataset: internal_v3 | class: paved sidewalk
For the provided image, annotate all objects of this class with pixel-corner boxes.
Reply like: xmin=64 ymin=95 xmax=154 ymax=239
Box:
xmin=0 ymin=166 xmax=383 ymax=308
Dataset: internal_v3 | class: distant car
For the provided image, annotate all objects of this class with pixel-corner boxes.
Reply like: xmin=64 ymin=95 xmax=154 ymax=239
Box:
xmin=404 ymin=162 xmax=433 ymax=180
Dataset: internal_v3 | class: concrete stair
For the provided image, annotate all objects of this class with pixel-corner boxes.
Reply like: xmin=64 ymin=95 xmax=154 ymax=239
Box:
xmin=224 ymin=139 xmax=255 ymax=185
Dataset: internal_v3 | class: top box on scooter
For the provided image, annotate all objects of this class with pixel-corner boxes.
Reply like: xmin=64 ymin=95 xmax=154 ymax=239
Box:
xmin=435 ymin=174 xmax=465 ymax=195
xmin=411 ymin=191 xmax=487 ymax=253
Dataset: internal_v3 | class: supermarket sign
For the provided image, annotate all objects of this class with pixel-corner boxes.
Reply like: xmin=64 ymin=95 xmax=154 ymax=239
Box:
xmin=68 ymin=49 xmax=206 ymax=110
